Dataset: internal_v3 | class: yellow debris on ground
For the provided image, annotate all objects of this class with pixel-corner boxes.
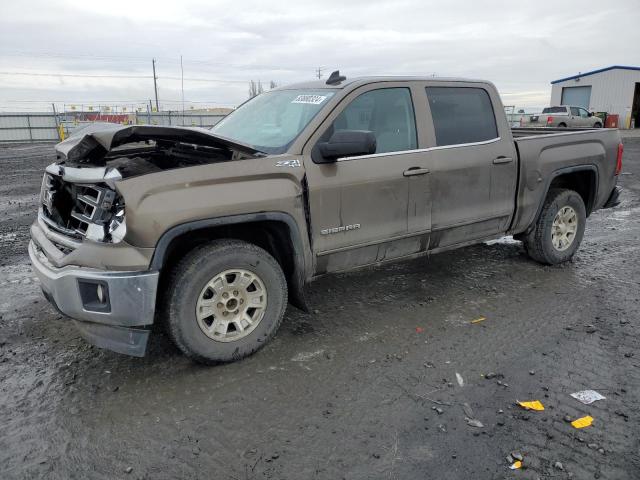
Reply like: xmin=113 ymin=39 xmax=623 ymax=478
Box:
xmin=509 ymin=460 xmax=522 ymax=470
xmin=571 ymin=416 xmax=594 ymax=429
xmin=470 ymin=316 xmax=486 ymax=324
xmin=517 ymin=400 xmax=545 ymax=411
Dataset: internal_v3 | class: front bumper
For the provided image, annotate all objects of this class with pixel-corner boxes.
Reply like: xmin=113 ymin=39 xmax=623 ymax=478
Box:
xmin=29 ymin=240 xmax=159 ymax=357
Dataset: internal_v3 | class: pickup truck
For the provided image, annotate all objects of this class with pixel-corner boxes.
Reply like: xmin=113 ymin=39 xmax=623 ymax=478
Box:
xmin=521 ymin=105 xmax=603 ymax=128
xmin=29 ymin=71 xmax=624 ymax=363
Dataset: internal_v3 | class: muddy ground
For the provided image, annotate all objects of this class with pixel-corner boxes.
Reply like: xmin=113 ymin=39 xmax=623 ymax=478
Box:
xmin=1 ymin=140 xmax=639 ymax=480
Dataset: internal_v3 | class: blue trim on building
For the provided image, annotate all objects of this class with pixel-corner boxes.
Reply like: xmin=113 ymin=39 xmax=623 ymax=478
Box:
xmin=551 ymin=65 xmax=640 ymax=84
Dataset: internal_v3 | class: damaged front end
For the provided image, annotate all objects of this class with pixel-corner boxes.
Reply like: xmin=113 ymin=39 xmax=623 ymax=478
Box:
xmin=40 ymin=163 xmax=126 ymax=244
xmin=30 ymin=124 xmax=261 ymax=357
xmin=41 ymin=124 xmax=260 ymax=245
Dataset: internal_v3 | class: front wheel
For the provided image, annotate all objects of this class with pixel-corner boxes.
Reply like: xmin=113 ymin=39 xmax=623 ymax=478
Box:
xmin=163 ymin=239 xmax=288 ymax=364
xmin=523 ymin=188 xmax=586 ymax=265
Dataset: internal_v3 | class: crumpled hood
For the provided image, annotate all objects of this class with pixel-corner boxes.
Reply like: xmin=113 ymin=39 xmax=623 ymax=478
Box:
xmin=55 ymin=123 xmax=260 ymax=165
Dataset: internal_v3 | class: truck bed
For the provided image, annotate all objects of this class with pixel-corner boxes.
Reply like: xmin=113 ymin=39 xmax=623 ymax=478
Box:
xmin=510 ymin=127 xmax=621 ymax=235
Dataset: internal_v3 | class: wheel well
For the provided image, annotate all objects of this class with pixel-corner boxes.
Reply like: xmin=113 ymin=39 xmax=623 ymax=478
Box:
xmin=156 ymin=220 xmax=301 ymax=306
xmin=160 ymin=220 xmax=295 ymax=278
xmin=549 ymin=170 xmax=596 ymax=215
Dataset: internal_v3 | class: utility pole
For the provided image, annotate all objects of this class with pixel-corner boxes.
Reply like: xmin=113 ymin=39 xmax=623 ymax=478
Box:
xmin=180 ymin=55 xmax=185 ymax=125
xmin=316 ymin=66 xmax=324 ymax=79
xmin=152 ymin=58 xmax=159 ymax=112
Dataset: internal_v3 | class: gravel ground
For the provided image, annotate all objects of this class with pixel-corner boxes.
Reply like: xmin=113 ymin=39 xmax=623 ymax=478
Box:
xmin=1 ymin=139 xmax=639 ymax=480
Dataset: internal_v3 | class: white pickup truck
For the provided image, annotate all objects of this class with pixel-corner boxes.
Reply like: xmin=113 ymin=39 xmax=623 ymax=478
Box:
xmin=522 ymin=106 xmax=603 ymax=128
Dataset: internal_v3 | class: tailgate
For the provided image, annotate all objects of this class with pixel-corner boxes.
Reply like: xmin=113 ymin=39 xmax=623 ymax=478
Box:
xmin=527 ymin=114 xmax=542 ymax=124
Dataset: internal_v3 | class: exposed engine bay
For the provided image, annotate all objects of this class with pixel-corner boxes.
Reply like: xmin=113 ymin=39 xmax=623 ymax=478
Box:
xmin=40 ymin=124 xmax=261 ymax=244
xmin=102 ymin=141 xmax=247 ymax=178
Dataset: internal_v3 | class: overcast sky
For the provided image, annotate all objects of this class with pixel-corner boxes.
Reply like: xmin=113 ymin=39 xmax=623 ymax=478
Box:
xmin=1 ymin=0 xmax=638 ymax=112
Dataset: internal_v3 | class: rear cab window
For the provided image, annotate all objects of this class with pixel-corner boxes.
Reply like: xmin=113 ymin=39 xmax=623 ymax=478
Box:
xmin=542 ymin=106 xmax=568 ymax=114
xmin=425 ymin=87 xmax=498 ymax=146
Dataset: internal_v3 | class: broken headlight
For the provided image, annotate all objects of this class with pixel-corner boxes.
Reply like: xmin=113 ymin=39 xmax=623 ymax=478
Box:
xmin=82 ymin=190 xmax=127 ymax=243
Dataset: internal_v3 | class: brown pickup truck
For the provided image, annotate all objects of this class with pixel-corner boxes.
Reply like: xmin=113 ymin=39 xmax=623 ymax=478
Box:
xmin=29 ymin=71 xmax=624 ymax=363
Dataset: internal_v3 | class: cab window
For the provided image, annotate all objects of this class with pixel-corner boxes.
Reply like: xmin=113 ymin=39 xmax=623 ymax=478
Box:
xmin=426 ymin=87 xmax=498 ymax=146
xmin=570 ymin=107 xmax=581 ymax=116
xmin=321 ymin=88 xmax=417 ymax=155
xmin=578 ymin=107 xmax=590 ymax=118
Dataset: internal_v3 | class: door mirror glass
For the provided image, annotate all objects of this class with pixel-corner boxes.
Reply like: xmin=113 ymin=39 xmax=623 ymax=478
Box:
xmin=316 ymin=130 xmax=377 ymax=163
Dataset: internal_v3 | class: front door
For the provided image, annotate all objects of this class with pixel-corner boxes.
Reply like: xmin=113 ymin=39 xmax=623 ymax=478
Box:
xmin=577 ymin=107 xmax=592 ymax=126
xmin=570 ymin=106 xmax=581 ymax=126
xmin=303 ymin=85 xmax=431 ymax=274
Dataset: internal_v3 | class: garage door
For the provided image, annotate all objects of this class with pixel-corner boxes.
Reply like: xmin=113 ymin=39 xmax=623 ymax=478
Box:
xmin=561 ymin=86 xmax=592 ymax=108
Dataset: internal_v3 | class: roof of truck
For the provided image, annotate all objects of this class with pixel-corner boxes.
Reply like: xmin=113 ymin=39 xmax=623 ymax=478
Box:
xmin=277 ymin=76 xmax=490 ymax=90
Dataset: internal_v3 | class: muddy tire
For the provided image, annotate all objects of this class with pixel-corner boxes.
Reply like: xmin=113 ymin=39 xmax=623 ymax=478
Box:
xmin=163 ymin=239 xmax=287 ymax=364
xmin=523 ymin=188 xmax=586 ymax=265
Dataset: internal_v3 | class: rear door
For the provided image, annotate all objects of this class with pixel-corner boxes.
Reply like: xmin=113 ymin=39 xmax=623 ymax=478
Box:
xmin=420 ymin=83 xmax=518 ymax=248
xmin=302 ymin=83 xmax=432 ymax=274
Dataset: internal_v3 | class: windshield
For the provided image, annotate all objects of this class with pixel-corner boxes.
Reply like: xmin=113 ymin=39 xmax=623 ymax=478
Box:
xmin=210 ymin=89 xmax=335 ymax=154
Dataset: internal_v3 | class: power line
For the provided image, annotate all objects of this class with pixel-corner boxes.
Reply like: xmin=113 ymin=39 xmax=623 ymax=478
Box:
xmin=0 ymin=71 xmax=150 ymax=79
xmin=0 ymin=71 xmax=270 ymax=84
xmin=0 ymin=99 xmax=234 ymax=104
xmin=0 ymin=50 xmax=315 ymax=71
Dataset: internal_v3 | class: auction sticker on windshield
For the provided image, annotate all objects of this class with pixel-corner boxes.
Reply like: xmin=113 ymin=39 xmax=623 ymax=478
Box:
xmin=292 ymin=94 xmax=328 ymax=105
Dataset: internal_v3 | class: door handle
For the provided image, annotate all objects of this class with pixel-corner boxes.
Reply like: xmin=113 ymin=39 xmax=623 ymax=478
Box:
xmin=403 ymin=167 xmax=430 ymax=176
xmin=493 ymin=157 xmax=513 ymax=164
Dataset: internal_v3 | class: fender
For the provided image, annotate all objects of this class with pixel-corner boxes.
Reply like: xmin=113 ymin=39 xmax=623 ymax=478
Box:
xmin=149 ymin=212 xmax=309 ymax=312
xmin=525 ymin=164 xmax=599 ymax=234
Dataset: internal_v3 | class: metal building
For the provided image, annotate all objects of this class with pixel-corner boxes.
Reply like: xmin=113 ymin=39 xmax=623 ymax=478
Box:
xmin=550 ymin=65 xmax=640 ymax=129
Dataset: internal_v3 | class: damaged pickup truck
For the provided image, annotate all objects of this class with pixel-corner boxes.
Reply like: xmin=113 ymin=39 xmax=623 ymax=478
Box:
xmin=29 ymin=72 xmax=624 ymax=363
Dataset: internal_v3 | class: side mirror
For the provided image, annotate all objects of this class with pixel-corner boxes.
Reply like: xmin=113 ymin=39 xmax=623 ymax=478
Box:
xmin=315 ymin=130 xmax=376 ymax=163
xmin=588 ymin=112 xmax=593 ymax=117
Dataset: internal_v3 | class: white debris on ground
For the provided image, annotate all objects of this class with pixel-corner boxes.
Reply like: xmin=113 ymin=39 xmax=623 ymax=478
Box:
xmin=571 ymin=390 xmax=606 ymax=405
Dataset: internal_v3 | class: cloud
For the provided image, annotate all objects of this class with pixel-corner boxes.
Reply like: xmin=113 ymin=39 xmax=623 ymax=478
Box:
xmin=0 ymin=0 xmax=638 ymax=111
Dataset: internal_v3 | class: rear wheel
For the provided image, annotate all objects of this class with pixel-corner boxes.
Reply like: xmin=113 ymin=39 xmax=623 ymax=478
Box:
xmin=523 ymin=188 xmax=586 ymax=265
xmin=558 ymin=123 xmax=567 ymax=128
xmin=163 ymin=239 xmax=288 ymax=364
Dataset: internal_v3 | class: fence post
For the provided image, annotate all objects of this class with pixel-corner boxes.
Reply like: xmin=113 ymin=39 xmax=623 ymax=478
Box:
xmin=26 ymin=115 xmax=33 ymax=142
xmin=51 ymin=104 xmax=64 ymax=141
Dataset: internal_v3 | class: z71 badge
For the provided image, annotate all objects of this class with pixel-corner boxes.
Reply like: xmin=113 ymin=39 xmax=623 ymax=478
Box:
xmin=275 ymin=159 xmax=301 ymax=168
xmin=321 ymin=224 xmax=361 ymax=235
